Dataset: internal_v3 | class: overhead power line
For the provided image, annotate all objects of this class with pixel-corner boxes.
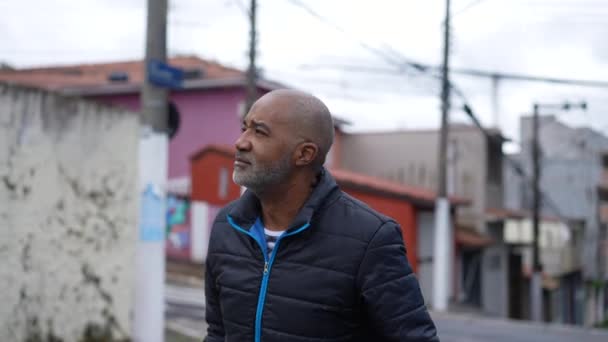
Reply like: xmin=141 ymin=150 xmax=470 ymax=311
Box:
xmin=451 ymin=67 xmax=608 ymax=87
xmin=287 ymin=0 xmax=577 ymax=227
xmin=452 ymin=0 xmax=490 ymax=17
xmin=285 ymin=0 xmax=429 ymax=77
xmin=460 ymin=98 xmax=576 ymax=226
xmin=301 ymin=63 xmax=608 ymax=88
xmin=231 ymin=0 xmax=250 ymax=16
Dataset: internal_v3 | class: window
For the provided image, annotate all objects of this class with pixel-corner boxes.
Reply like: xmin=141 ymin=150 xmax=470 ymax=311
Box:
xmin=219 ymin=167 xmax=229 ymax=199
xmin=167 ymin=101 xmax=180 ymax=140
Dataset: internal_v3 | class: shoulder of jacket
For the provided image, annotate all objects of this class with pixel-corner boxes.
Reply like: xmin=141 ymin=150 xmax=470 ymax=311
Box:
xmin=320 ymin=192 xmax=398 ymax=243
xmin=213 ymin=200 xmax=239 ymax=225
xmin=338 ymin=192 xmax=394 ymax=224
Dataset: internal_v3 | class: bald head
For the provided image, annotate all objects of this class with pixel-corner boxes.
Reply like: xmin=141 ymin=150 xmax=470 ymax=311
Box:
xmin=251 ymin=89 xmax=334 ymax=170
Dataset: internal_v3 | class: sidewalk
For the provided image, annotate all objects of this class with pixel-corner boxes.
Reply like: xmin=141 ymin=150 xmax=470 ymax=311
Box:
xmin=166 ymin=259 xmax=204 ymax=287
xmin=165 ymin=327 xmax=200 ymax=342
xmin=165 ymin=259 xmax=207 ymax=341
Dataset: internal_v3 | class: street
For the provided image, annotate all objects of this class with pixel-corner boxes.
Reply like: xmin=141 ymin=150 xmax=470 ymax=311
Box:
xmin=165 ymin=282 xmax=608 ymax=341
xmin=434 ymin=313 xmax=608 ymax=342
xmin=166 ymin=283 xmax=208 ymax=339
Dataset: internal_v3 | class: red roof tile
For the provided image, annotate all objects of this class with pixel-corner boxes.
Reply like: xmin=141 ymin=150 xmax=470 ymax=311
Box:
xmin=0 ymin=55 xmax=244 ymax=91
xmin=329 ymin=168 xmax=469 ymax=207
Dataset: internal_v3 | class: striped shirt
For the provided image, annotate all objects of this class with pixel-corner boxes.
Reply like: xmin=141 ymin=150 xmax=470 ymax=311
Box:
xmin=264 ymin=228 xmax=284 ymax=258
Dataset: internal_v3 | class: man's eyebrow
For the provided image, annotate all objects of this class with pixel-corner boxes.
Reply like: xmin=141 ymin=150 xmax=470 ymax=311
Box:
xmin=250 ymin=119 xmax=271 ymax=132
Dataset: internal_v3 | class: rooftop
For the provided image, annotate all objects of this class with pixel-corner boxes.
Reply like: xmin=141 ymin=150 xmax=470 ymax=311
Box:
xmin=0 ymin=55 xmax=285 ymax=95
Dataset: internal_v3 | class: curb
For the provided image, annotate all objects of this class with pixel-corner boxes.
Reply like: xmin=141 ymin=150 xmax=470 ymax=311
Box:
xmin=430 ymin=310 xmax=608 ymax=336
xmin=166 ymin=320 xmax=205 ymax=341
xmin=166 ymin=272 xmax=204 ymax=287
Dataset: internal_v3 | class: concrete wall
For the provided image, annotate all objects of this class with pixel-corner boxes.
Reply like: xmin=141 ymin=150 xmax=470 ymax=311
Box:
xmin=0 ymin=84 xmax=138 ymax=341
xmin=482 ymin=244 xmax=509 ymax=317
xmin=190 ymin=201 xmax=221 ymax=263
xmin=415 ymin=210 xmax=459 ymax=308
xmin=504 ymin=218 xmax=578 ymax=275
xmin=339 ymin=126 xmax=494 ymax=232
xmin=417 ymin=212 xmax=436 ymax=306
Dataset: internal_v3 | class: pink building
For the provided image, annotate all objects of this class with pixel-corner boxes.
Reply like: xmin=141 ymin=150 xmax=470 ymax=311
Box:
xmin=0 ymin=56 xmax=283 ymax=180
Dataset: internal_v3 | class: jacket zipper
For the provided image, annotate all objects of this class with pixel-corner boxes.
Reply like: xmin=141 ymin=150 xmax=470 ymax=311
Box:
xmin=227 ymin=215 xmax=311 ymax=342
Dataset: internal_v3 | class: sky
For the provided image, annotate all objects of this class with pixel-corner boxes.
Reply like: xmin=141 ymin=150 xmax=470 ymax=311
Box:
xmin=1 ymin=0 xmax=607 ymax=152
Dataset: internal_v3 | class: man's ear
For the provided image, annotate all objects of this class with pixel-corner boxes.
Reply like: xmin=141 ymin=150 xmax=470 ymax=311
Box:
xmin=294 ymin=142 xmax=318 ymax=167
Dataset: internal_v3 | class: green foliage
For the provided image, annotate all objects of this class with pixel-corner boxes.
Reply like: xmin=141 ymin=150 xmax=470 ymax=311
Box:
xmin=594 ymin=318 xmax=608 ymax=329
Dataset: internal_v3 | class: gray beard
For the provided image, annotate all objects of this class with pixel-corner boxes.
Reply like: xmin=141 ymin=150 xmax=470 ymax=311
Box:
xmin=233 ymin=153 xmax=292 ymax=195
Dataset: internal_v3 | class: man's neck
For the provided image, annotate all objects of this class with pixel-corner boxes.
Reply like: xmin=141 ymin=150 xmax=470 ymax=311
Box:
xmin=258 ymin=174 xmax=315 ymax=231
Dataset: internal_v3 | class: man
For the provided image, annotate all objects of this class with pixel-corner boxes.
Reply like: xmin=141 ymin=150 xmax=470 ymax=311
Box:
xmin=205 ymin=89 xmax=439 ymax=342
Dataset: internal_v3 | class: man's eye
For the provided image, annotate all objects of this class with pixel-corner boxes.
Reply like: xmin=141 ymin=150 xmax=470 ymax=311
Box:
xmin=255 ymin=129 xmax=266 ymax=135
xmin=241 ymin=126 xmax=247 ymax=132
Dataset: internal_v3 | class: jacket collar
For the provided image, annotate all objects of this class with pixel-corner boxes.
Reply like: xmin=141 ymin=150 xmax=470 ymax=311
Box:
xmin=227 ymin=168 xmax=339 ymax=231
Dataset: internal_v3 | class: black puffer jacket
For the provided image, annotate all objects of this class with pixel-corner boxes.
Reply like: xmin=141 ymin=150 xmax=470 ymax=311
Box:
xmin=205 ymin=170 xmax=439 ymax=342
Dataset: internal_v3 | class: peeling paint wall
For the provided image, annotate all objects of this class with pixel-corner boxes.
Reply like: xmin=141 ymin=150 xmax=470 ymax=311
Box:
xmin=0 ymin=84 xmax=138 ymax=341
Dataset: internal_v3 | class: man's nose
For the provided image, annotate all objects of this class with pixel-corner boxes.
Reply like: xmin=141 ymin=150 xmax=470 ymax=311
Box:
xmin=235 ymin=132 xmax=252 ymax=151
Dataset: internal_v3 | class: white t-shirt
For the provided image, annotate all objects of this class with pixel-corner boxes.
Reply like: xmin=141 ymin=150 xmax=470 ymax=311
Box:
xmin=264 ymin=228 xmax=284 ymax=258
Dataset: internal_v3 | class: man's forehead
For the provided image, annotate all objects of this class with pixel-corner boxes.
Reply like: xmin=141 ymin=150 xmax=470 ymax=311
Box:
xmin=246 ymin=99 xmax=294 ymax=126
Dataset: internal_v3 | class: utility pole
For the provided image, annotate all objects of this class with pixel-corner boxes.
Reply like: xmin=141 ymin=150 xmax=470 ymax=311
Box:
xmin=433 ymin=0 xmax=451 ymax=312
xmin=531 ymin=103 xmax=542 ymax=322
xmin=245 ymin=0 xmax=258 ymax=113
xmin=530 ymin=101 xmax=586 ymax=322
xmin=135 ymin=0 xmax=168 ymax=341
xmin=491 ymin=75 xmax=500 ymax=128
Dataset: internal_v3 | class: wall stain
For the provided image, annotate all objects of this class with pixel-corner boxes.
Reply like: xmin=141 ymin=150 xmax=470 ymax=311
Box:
xmin=2 ymin=175 xmax=16 ymax=191
xmin=79 ymin=263 xmax=129 ymax=341
xmin=2 ymin=86 xmax=136 ymax=342
xmin=21 ymin=237 xmax=32 ymax=272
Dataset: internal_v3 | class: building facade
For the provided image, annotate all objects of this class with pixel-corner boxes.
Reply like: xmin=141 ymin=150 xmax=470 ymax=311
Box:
xmin=338 ymin=125 xmax=521 ymax=318
xmin=505 ymin=115 xmax=608 ymax=325
xmin=188 ymin=145 xmax=469 ymax=308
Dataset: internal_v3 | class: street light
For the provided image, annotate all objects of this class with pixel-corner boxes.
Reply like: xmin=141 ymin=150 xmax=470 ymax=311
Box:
xmin=530 ymin=100 xmax=587 ymax=322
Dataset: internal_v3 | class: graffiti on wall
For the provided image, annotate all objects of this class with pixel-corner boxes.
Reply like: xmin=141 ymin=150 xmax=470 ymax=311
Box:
xmin=166 ymin=195 xmax=190 ymax=258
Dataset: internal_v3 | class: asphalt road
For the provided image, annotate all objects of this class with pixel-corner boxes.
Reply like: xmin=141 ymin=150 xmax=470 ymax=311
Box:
xmin=433 ymin=313 xmax=608 ymax=342
xmin=165 ymin=283 xmax=608 ymax=341
xmin=166 ymin=283 xmax=208 ymax=339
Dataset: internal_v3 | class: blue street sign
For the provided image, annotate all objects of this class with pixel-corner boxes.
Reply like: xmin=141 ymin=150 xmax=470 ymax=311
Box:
xmin=147 ymin=60 xmax=184 ymax=89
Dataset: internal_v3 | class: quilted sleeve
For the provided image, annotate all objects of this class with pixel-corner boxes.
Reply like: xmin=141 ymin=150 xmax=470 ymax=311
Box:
xmin=356 ymin=221 xmax=440 ymax=341
xmin=204 ymin=231 xmax=225 ymax=342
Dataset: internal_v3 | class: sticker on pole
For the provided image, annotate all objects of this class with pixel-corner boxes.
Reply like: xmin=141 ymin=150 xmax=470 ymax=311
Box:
xmin=139 ymin=183 xmax=165 ymax=241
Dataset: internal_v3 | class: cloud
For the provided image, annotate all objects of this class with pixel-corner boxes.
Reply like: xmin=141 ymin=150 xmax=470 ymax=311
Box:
xmin=1 ymin=0 xmax=606 ymax=145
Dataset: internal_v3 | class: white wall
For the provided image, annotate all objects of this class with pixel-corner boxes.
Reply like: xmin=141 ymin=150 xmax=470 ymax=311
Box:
xmin=504 ymin=219 xmax=575 ymax=275
xmin=482 ymin=244 xmax=509 ymax=317
xmin=191 ymin=201 xmax=210 ymax=263
xmin=0 ymin=84 xmax=138 ymax=341
xmin=417 ymin=212 xmax=436 ymax=306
